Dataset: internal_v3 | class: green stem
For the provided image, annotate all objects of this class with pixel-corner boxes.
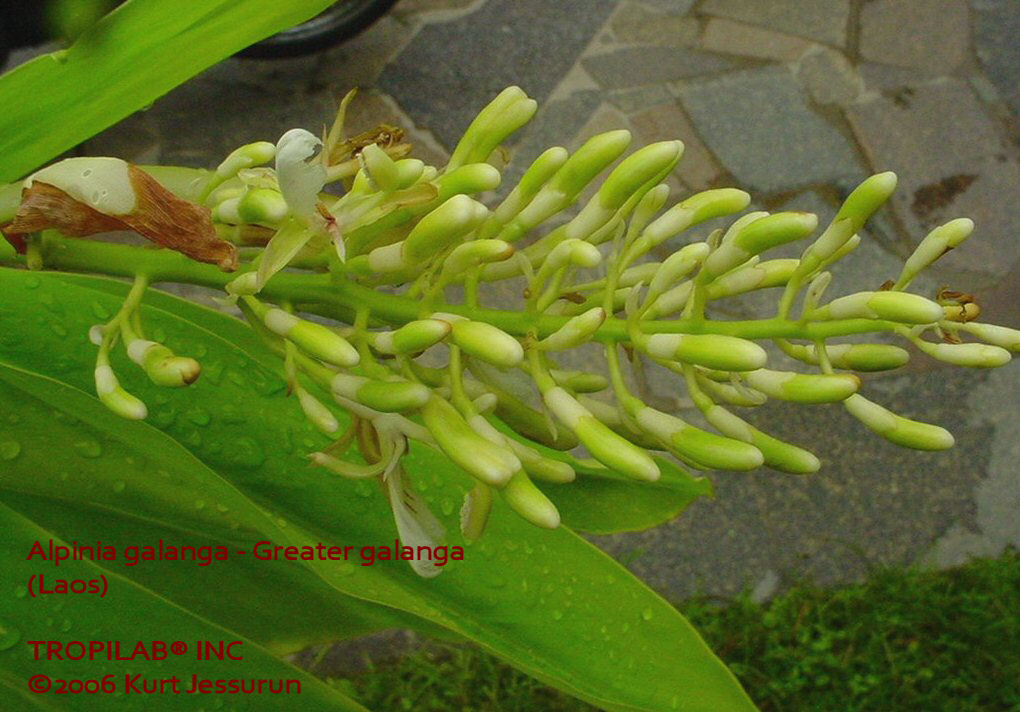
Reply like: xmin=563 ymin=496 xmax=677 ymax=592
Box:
xmin=5 ymin=234 xmax=909 ymax=343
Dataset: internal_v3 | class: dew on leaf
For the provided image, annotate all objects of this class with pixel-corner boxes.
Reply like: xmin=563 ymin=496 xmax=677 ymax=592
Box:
xmin=50 ymin=322 xmax=68 ymax=337
xmin=0 ymin=621 xmax=20 ymax=651
xmin=91 ymin=302 xmax=111 ymax=319
xmin=641 ymin=607 xmax=653 ymax=621
xmin=0 ymin=441 xmax=21 ymax=461
xmin=73 ymin=439 xmax=102 ymax=458
xmin=111 ymin=481 xmax=126 ymax=494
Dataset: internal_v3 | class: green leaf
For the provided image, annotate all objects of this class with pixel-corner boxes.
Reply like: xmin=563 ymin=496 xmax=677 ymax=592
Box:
xmin=0 ymin=0 xmax=338 ymax=181
xmin=0 ymin=498 xmax=368 ymax=711
xmin=0 ymin=267 xmax=756 ymax=712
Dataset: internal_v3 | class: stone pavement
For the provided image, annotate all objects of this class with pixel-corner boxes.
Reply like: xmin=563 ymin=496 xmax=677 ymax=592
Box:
xmin=21 ymin=0 xmax=1020 ymax=603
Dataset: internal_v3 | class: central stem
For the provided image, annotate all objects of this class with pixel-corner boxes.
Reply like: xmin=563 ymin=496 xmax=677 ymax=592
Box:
xmin=6 ymin=234 xmax=903 ymax=342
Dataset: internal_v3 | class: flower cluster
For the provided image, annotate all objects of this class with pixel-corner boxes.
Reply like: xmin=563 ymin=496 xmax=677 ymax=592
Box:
xmin=7 ymin=87 xmax=1018 ymax=576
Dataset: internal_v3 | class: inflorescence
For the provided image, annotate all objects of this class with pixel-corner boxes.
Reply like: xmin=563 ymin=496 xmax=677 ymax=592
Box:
xmin=5 ymin=87 xmax=1018 ymax=576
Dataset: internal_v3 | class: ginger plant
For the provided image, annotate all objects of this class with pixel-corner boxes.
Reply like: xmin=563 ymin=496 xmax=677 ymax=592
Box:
xmin=2 ymin=86 xmax=1017 ymax=577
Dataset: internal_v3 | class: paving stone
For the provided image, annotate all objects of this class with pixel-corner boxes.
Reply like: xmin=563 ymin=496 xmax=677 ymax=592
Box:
xmin=582 ymin=47 xmax=735 ymax=90
xmin=393 ymin=0 xmax=481 ymax=19
xmin=795 ymin=46 xmax=862 ymax=105
xmin=846 ymin=79 xmax=1020 ymax=283
xmin=858 ymin=63 xmax=939 ymax=92
xmin=699 ymin=0 xmax=849 ymax=47
xmin=700 ymin=17 xmax=813 ymax=62
xmin=378 ymin=0 xmax=615 ymax=151
xmin=972 ymin=0 xmax=1020 ymax=115
xmin=859 ymin=0 xmax=971 ymax=74
xmin=628 ymin=101 xmax=724 ymax=190
xmin=636 ymin=0 xmax=695 ymax=13
xmin=607 ymin=84 xmax=675 ymax=114
xmin=678 ymin=65 xmax=863 ymax=193
xmin=610 ymin=2 xmax=700 ymax=47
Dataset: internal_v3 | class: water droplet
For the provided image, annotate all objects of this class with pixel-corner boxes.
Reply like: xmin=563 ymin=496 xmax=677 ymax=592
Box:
xmin=192 ymin=344 xmax=208 ymax=357
xmin=191 ymin=403 xmax=215 ymax=422
xmin=60 ymin=619 xmax=72 ymax=632
xmin=112 ymin=481 xmax=126 ymax=494
xmin=195 ymin=499 xmax=206 ymax=510
xmin=215 ymin=504 xmax=229 ymax=513
xmin=670 ymin=694 xmax=680 ymax=709
xmin=641 ymin=608 xmax=653 ymax=621
xmin=73 ymin=439 xmax=102 ymax=458
xmin=14 ymin=586 xmax=27 ymax=599
xmin=440 ymin=498 xmax=454 ymax=516
xmin=152 ymin=327 xmax=167 ymax=342
xmin=275 ymin=518 xmax=287 ymax=528
xmin=0 ymin=621 xmax=20 ymax=651
xmin=551 ymin=609 xmax=563 ymax=620
xmin=0 ymin=441 xmax=21 ymax=461
xmin=50 ymin=322 xmax=68 ymax=337
xmin=227 ymin=370 xmax=246 ymax=386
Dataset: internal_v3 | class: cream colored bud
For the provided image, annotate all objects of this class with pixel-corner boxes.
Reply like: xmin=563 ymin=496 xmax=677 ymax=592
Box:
xmin=744 ymin=369 xmax=859 ymax=403
xmin=537 ymin=308 xmax=605 ymax=351
xmin=451 ymin=320 xmax=523 ymax=368
xmin=844 ymin=394 xmax=954 ymax=450
xmin=643 ymin=333 xmax=767 ymax=371
xmin=94 ymin=365 xmax=147 ymax=420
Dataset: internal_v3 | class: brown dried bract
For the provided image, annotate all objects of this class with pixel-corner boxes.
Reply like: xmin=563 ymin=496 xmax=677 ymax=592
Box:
xmin=8 ymin=165 xmax=238 ymax=271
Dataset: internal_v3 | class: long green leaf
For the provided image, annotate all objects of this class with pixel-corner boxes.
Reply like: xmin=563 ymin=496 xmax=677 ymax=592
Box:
xmin=0 ymin=267 xmax=756 ymax=711
xmin=0 ymin=0 xmax=337 ymax=181
xmin=0 ymin=498 xmax=368 ymax=711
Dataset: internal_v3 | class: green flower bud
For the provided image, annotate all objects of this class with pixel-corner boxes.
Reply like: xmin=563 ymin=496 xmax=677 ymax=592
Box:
xmin=448 ymin=319 xmax=523 ymax=368
xmin=646 ymin=243 xmax=709 ymax=304
xmin=549 ymin=369 xmax=608 ymax=394
xmin=788 ymin=342 xmax=909 ymax=371
xmin=262 ymin=307 xmax=360 ymax=367
xmin=695 ymin=372 xmax=767 ymax=407
xmin=743 ymin=369 xmax=859 ymax=403
xmin=543 ymin=386 xmax=659 ymax=481
xmin=0 ymin=233 xmax=15 ymax=261
xmin=465 ymin=413 xmax=575 ymax=484
xmin=641 ymin=333 xmax=767 ymax=371
xmin=618 ymin=261 xmax=662 ymax=288
xmin=215 ymin=141 xmax=276 ymax=179
xmin=833 ymin=172 xmax=898 ymax=236
xmin=895 ymin=218 xmax=973 ymax=289
xmin=441 ymin=239 xmax=514 ymax=276
xmin=331 ymin=373 xmax=430 ymax=412
xmin=502 ymin=470 xmax=561 ymax=529
xmin=448 ymin=86 xmax=534 ymax=170
xmin=482 ymin=147 xmax=569 ymax=239
xmin=705 ymin=405 xmax=820 ymax=474
xmin=211 ymin=196 xmax=242 ymax=224
xmin=126 ymin=339 xmax=201 ymax=387
xmin=296 ymin=386 xmax=339 ymax=434
xmin=634 ymin=407 xmax=762 ymax=471
xmin=707 ymin=258 xmax=799 ymax=299
xmin=538 ymin=308 xmax=605 ymax=351
xmin=636 ymin=189 xmax=750 ymax=252
xmin=403 ymin=194 xmax=489 ymax=263
xmin=237 ymin=188 xmax=289 ymax=225
xmin=359 ymin=143 xmax=401 ymax=192
xmin=393 ymin=158 xmax=426 ymax=189
xmin=920 ymin=341 xmax=1011 ymax=368
xmin=819 ymin=291 xmax=944 ymax=324
xmin=422 ymin=395 xmax=520 ymax=486
xmin=843 ymin=394 xmax=954 ymax=450
xmin=371 ymin=319 xmax=451 ymax=355
xmin=460 ymin=482 xmax=493 ymax=542
xmin=704 ymin=212 xmax=817 ymax=278
xmin=94 ymin=365 xmax=147 ymax=420
xmin=226 ymin=271 xmax=259 ymax=296
xmin=956 ymin=322 xmax=1020 ymax=352
xmin=436 ymin=163 xmax=502 ymax=199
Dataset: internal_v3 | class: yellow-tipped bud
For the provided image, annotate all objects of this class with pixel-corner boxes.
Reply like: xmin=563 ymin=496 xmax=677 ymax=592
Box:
xmin=920 ymin=341 xmax=1011 ymax=368
xmin=634 ymin=407 xmax=763 ymax=471
xmin=449 ymin=319 xmax=523 ymax=368
xmin=359 ymin=143 xmax=401 ymax=192
xmin=126 ymin=340 xmax=201 ymax=387
xmin=549 ymin=369 xmax=608 ymax=393
xmin=331 ymin=374 xmax=430 ymax=412
xmin=371 ymin=319 xmax=451 ymax=355
xmin=296 ymin=387 xmax=339 ymax=434
xmin=237 ymin=188 xmax=289 ymax=225
xmin=704 ymin=405 xmax=820 ymax=473
xmin=818 ymin=291 xmax=944 ymax=324
xmin=957 ymin=322 xmax=1020 ymax=352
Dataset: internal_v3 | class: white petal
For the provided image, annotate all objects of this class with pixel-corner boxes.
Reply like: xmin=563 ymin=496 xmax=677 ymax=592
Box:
xmin=385 ymin=463 xmax=446 ymax=578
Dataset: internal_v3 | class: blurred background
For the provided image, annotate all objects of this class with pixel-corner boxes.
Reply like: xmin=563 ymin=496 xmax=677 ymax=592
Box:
xmin=4 ymin=0 xmax=1018 ymax=705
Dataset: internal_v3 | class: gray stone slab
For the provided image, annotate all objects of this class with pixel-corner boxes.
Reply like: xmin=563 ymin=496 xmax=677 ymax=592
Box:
xmin=678 ymin=65 xmax=863 ymax=193
xmin=607 ymin=84 xmax=675 ymax=114
xmin=700 ymin=0 xmax=850 ymax=47
xmin=846 ymin=80 xmax=1020 ymax=283
xmin=636 ymin=0 xmax=695 ymax=13
xmin=700 ymin=17 xmax=813 ymax=62
xmin=610 ymin=1 xmax=700 ymax=47
xmin=628 ymin=101 xmax=724 ymax=191
xmin=972 ymin=0 xmax=1020 ymax=115
xmin=859 ymin=0 xmax=970 ymax=74
xmin=794 ymin=46 xmax=863 ymax=106
xmin=582 ymin=47 xmax=736 ymax=89
xmin=378 ymin=0 xmax=615 ymax=151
